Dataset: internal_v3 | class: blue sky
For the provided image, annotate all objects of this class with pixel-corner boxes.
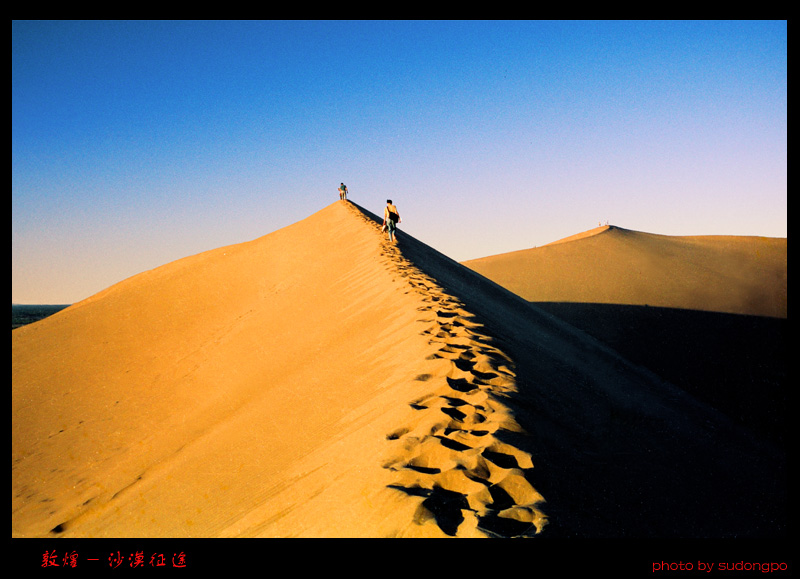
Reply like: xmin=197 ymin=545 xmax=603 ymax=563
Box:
xmin=12 ymin=20 xmax=787 ymax=304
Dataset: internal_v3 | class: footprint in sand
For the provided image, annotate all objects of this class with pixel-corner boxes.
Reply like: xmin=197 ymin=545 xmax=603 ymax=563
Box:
xmin=355 ymin=202 xmax=546 ymax=536
xmin=376 ymin=250 xmax=547 ymax=537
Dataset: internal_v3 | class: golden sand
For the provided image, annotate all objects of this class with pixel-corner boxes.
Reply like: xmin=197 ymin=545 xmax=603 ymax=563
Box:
xmin=12 ymin=203 xmax=786 ymax=538
xmin=463 ymin=225 xmax=786 ymax=318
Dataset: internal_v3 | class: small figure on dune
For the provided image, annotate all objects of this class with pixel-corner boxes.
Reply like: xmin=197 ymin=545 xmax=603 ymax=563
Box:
xmin=339 ymin=183 xmax=348 ymax=201
xmin=383 ymin=199 xmax=400 ymax=243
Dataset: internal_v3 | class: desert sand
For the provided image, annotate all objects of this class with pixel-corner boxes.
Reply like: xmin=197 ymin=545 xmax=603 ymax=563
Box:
xmin=462 ymin=225 xmax=787 ymax=318
xmin=463 ymin=226 xmax=788 ymax=447
xmin=12 ymin=202 xmax=786 ymax=539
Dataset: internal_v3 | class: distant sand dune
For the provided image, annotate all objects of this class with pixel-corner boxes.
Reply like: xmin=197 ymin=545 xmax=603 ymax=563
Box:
xmin=462 ymin=226 xmax=787 ymax=447
xmin=12 ymin=204 xmax=786 ymax=538
xmin=463 ymin=225 xmax=786 ymax=318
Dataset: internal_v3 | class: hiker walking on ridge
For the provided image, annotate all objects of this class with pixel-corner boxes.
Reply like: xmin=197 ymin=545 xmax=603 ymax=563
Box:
xmin=383 ymin=199 xmax=400 ymax=243
xmin=339 ymin=183 xmax=348 ymax=201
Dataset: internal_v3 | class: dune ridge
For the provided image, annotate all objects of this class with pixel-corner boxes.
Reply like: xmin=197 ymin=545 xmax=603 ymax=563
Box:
xmin=12 ymin=202 xmax=786 ymax=539
xmin=14 ymin=201 xmax=415 ymax=538
xmin=373 ymin=218 xmax=547 ymax=537
xmin=12 ymin=201 xmax=547 ymax=538
xmin=541 ymin=224 xmax=611 ymax=246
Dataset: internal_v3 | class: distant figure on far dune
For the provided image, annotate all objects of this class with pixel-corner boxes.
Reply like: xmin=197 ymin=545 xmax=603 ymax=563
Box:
xmin=339 ymin=183 xmax=348 ymax=201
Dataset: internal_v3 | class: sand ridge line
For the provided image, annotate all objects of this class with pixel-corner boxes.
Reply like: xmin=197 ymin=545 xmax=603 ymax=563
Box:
xmin=351 ymin=207 xmax=546 ymax=537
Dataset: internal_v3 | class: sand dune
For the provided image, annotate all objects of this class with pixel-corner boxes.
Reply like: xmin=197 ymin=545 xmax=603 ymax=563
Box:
xmin=462 ymin=226 xmax=787 ymax=447
xmin=12 ymin=203 xmax=786 ymax=538
xmin=463 ymin=225 xmax=787 ymax=318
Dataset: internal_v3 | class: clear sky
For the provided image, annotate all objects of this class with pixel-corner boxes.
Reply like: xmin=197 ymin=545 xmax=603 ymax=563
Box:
xmin=12 ymin=20 xmax=787 ymax=304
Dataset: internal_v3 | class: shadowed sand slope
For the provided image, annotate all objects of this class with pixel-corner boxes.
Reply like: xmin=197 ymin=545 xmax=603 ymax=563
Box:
xmin=390 ymin=223 xmax=786 ymax=538
xmin=462 ymin=226 xmax=786 ymax=318
xmin=462 ymin=226 xmax=787 ymax=448
xmin=13 ymin=205 xmax=786 ymax=538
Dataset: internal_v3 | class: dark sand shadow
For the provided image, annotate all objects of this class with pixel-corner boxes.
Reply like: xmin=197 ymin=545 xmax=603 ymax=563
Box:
xmin=533 ymin=302 xmax=787 ymax=448
xmin=375 ymin=218 xmax=787 ymax=539
xmin=348 ymin=202 xmax=787 ymax=538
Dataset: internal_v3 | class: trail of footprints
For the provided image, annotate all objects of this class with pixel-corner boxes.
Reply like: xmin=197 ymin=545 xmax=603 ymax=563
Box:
xmin=373 ymin=228 xmax=547 ymax=537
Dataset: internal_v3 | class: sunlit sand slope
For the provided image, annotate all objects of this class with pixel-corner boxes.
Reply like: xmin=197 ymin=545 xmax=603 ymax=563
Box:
xmin=463 ymin=225 xmax=786 ymax=318
xmin=12 ymin=205 xmax=786 ymax=538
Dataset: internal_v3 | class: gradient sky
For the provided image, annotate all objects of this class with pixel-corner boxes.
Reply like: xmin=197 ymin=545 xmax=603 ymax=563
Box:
xmin=12 ymin=20 xmax=787 ymax=304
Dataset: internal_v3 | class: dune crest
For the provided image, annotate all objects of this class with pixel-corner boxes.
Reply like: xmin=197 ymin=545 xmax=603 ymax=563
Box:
xmin=12 ymin=201 xmax=546 ymax=539
xmin=541 ymin=224 xmax=612 ymax=246
xmin=13 ymin=203 xmax=786 ymax=539
xmin=376 ymin=235 xmax=546 ymax=537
